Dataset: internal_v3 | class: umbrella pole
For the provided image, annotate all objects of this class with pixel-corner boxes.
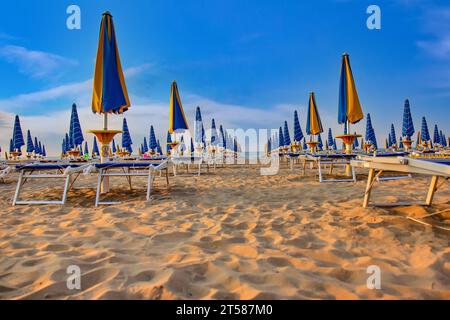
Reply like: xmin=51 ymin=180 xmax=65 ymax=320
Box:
xmin=101 ymin=113 xmax=110 ymax=193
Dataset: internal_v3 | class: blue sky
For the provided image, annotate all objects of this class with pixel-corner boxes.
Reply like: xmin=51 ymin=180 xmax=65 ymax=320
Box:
xmin=0 ymin=0 xmax=449 ymax=154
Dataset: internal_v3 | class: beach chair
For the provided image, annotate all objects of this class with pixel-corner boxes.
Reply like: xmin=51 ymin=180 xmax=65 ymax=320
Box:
xmin=360 ymin=152 xmax=411 ymax=181
xmin=12 ymin=163 xmax=88 ymax=205
xmin=86 ymin=160 xmax=170 ymax=206
xmin=301 ymin=153 xmax=357 ymax=182
xmin=351 ymin=156 xmax=450 ymax=208
xmin=0 ymin=165 xmax=13 ymax=183
xmin=171 ymin=155 xmax=204 ymax=176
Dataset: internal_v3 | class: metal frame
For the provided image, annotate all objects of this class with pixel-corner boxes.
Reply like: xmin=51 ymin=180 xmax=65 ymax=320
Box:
xmin=301 ymin=155 xmax=357 ymax=183
xmin=171 ymin=156 xmax=204 ymax=176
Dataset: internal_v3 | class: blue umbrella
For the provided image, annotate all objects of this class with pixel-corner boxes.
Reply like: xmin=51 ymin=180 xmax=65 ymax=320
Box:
xmin=190 ymin=138 xmax=194 ymax=154
xmin=211 ymin=119 xmax=218 ymax=146
xmin=92 ymin=137 xmax=99 ymax=156
xmin=302 ymin=137 xmax=308 ymax=150
xmin=195 ymin=106 xmax=203 ymax=144
xmin=333 ymin=138 xmax=338 ymax=150
xmin=440 ymin=130 xmax=446 ymax=147
xmin=353 ymin=132 xmax=359 ymax=148
xmin=112 ymin=138 xmax=117 ymax=153
xmin=388 ymin=133 xmax=392 ymax=147
xmin=142 ymin=137 xmax=148 ymax=153
xmin=278 ymin=127 xmax=285 ymax=147
xmin=69 ymin=103 xmax=84 ymax=147
xmin=166 ymin=131 xmax=172 ymax=153
xmin=62 ymin=138 xmax=66 ymax=154
xmin=65 ymin=133 xmax=71 ymax=153
xmin=283 ymin=121 xmax=291 ymax=146
xmin=327 ymin=128 xmax=334 ymax=147
xmin=179 ymin=136 xmax=186 ymax=153
xmin=234 ymin=138 xmax=239 ymax=153
xmin=390 ymin=124 xmax=397 ymax=146
xmin=421 ymin=117 xmax=431 ymax=142
xmin=122 ymin=118 xmax=133 ymax=153
xmin=39 ymin=141 xmax=42 ymax=154
xmin=267 ymin=138 xmax=271 ymax=153
xmin=433 ymin=124 xmax=440 ymax=145
xmin=219 ymin=125 xmax=226 ymax=148
xmin=169 ymin=81 xmax=189 ymax=133
xmin=34 ymin=137 xmax=40 ymax=154
xmin=317 ymin=134 xmax=323 ymax=150
xmin=9 ymin=139 xmax=14 ymax=152
xmin=149 ymin=125 xmax=158 ymax=151
xmin=365 ymin=113 xmax=378 ymax=149
xmin=399 ymin=137 xmax=404 ymax=149
xmin=42 ymin=145 xmax=46 ymax=157
xmin=157 ymin=140 xmax=162 ymax=155
xmin=84 ymin=141 xmax=89 ymax=155
xmin=293 ymin=110 xmax=304 ymax=142
xmin=401 ymin=99 xmax=414 ymax=139
xmin=26 ymin=130 xmax=34 ymax=153
xmin=201 ymin=124 xmax=206 ymax=146
xmin=12 ymin=115 xmax=25 ymax=151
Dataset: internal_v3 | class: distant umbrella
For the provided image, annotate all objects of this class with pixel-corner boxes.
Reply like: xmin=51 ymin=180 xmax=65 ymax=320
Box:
xmin=306 ymin=92 xmax=323 ymax=136
xmin=9 ymin=139 xmax=14 ymax=152
xmin=420 ymin=117 xmax=431 ymax=142
xmin=190 ymin=138 xmax=194 ymax=154
xmin=401 ymin=99 xmax=414 ymax=139
xmin=353 ymin=132 xmax=359 ymax=148
xmin=39 ymin=141 xmax=42 ymax=155
xmin=157 ymin=140 xmax=162 ymax=155
xmin=333 ymin=138 xmax=338 ymax=150
xmin=12 ymin=115 xmax=25 ymax=151
xmin=399 ymin=137 xmax=404 ymax=149
xmin=416 ymin=131 xmax=421 ymax=148
xmin=195 ymin=106 xmax=203 ymax=144
xmin=169 ymin=81 xmax=189 ymax=133
xmin=84 ymin=141 xmax=89 ymax=155
xmin=211 ymin=119 xmax=218 ymax=146
xmin=42 ymin=145 xmax=46 ymax=157
xmin=219 ymin=125 xmax=226 ymax=148
xmin=388 ymin=133 xmax=392 ymax=147
xmin=142 ymin=137 xmax=148 ymax=153
xmin=166 ymin=131 xmax=172 ymax=153
xmin=112 ymin=138 xmax=117 ymax=153
xmin=201 ymin=124 xmax=206 ymax=146
xmin=317 ymin=134 xmax=323 ymax=150
xmin=149 ymin=125 xmax=158 ymax=151
xmin=283 ymin=121 xmax=291 ymax=146
xmin=385 ymin=138 xmax=389 ymax=149
xmin=279 ymin=127 xmax=285 ymax=147
xmin=234 ymin=138 xmax=238 ymax=153
xmin=69 ymin=103 xmax=84 ymax=147
xmin=302 ymin=138 xmax=308 ymax=150
xmin=293 ymin=110 xmax=304 ymax=142
xmin=433 ymin=125 xmax=440 ymax=145
xmin=92 ymin=137 xmax=99 ymax=156
xmin=34 ymin=137 xmax=40 ymax=154
xmin=440 ymin=130 xmax=447 ymax=147
xmin=122 ymin=118 xmax=133 ymax=153
xmin=390 ymin=124 xmax=397 ymax=146
xmin=365 ymin=113 xmax=377 ymax=149
xmin=267 ymin=138 xmax=271 ymax=153
xmin=179 ymin=136 xmax=186 ymax=153
xmin=26 ymin=130 xmax=34 ymax=153
xmin=327 ymin=128 xmax=334 ymax=147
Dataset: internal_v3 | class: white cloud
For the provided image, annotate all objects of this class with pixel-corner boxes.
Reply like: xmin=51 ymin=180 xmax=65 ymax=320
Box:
xmin=0 ymin=45 xmax=78 ymax=78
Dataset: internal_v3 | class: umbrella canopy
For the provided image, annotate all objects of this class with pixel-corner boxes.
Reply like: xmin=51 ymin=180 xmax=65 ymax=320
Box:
xmin=69 ymin=103 xmax=84 ymax=147
xmin=121 ymin=118 xmax=133 ymax=153
xmin=166 ymin=131 xmax=172 ymax=153
xmin=302 ymin=137 xmax=308 ymax=150
xmin=12 ymin=115 xmax=25 ymax=151
xmin=390 ymin=124 xmax=397 ymax=146
xmin=293 ymin=110 xmax=304 ymax=142
xmin=278 ymin=127 xmax=285 ymax=147
xmin=112 ymin=138 xmax=117 ymax=153
xmin=169 ymin=81 xmax=189 ymax=133
xmin=420 ymin=117 xmax=431 ymax=142
xmin=65 ymin=133 xmax=70 ymax=153
xmin=353 ymin=132 xmax=359 ymax=148
xmin=440 ymin=131 xmax=447 ymax=147
xmin=210 ymin=119 xmax=219 ymax=146
xmin=267 ymin=138 xmax=271 ymax=153
xmin=365 ymin=113 xmax=378 ymax=149
xmin=283 ymin=121 xmax=291 ymax=146
xmin=433 ymin=125 xmax=440 ymax=144
xmin=92 ymin=137 xmax=99 ymax=156
xmin=401 ymin=99 xmax=414 ymax=139
xmin=190 ymin=138 xmax=194 ymax=154
xmin=38 ymin=141 xmax=43 ymax=154
xmin=42 ymin=145 xmax=46 ymax=157
xmin=142 ymin=137 xmax=148 ymax=153
xmin=84 ymin=141 xmax=89 ymax=155
xmin=219 ymin=125 xmax=226 ymax=148
xmin=149 ymin=125 xmax=158 ymax=150
xmin=92 ymin=12 xmax=130 ymax=114
xmin=327 ymin=128 xmax=334 ymax=147
xmin=34 ymin=137 xmax=41 ymax=154
xmin=338 ymin=53 xmax=363 ymax=125
xmin=26 ymin=130 xmax=34 ymax=153
xmin=157 ymin=140 xmax=162 ymax=154
xmin=234 ymin=138 xmax=239 ymax=153
xmin=9 ymin=139 xmax=14 ymax=152
xmin=399 ymin=137 xmax=404 ymax=149
xmin=333 ymin=138 xmax=338 ymax=150
xmin=201 ymin=124 xmax=206 ymax=146
xmin=306 ymin=92 xmax=323 ymax=136
xmin=195 ymin=106 xmax=203 ymax=144
xmin=317 ymin=134 xmax=323 ymax=150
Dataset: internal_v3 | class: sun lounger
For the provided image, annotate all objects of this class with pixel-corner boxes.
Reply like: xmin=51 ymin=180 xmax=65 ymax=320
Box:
xmin=171 ymin=155 xmax=204 ymax=176
xmin=301 ymin=153 xmax=357 ymax=182
xmin=85 ymin=160 xmax=169 ymax=206
xmin=351 ymin=156 xmax=450 ymax=208
xmin=12 ymin=163 xmax=88 ymax=205
xmin=359 ymin=152 xmax=411 ymax=181
xmin=0 ymin=165 xmax=13 ymax=183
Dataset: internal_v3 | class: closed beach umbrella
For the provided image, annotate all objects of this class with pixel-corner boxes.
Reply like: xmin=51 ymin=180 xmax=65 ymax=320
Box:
xmin=338 ymin=53 xmax=364 ymax=125
xmin=317 ymin=134 xmax=323 ymax=150
xmin=201 ymin=124 xmax=206 ymax=146
xmin=121 ymin=118 xmax=133 ymax=153
xmin=166 ymin=131 xmax=172 ymax=153
xmin=440 ymin=131 xmax=447 ymax=147
xmin=388 ymin=133 xmax=392 ymax=147
xmin=69 ymin=103 xmax=84 ymax=148
xmin=333 ymin=138 xmax=338 ymax=151
xmin=283 ymin=121 xmax=291 ymax=146
xmin=234 ymin=138 xmax=238 ymax=153
xmin=399 ymin=137 xmax=404 ymax=149
xmin=211 ymin=119 xmax=218 ymax=146
xmin=84 ymin=141 xmax=89 ymax=155
xmin=92 ymin=12 xmax=130 ymax=115
xmin=42 ymin=145 xmax=46 ymax=157
xmin=293 ymin=110 xmax=304 ymax=142
xmin=92 ymin=137 xmax=99 ymax=156
xmin=327 ymin=128 xmax=334 ymax=147
xmin=420 ymin=117 xmax=431 ymax=143
xmin=267 ymin=138 xmax=271 ymax=153
xmin=279 ymin=127 xmax=285 ymax=147
xmin=34 ymin=137 xmax=40 ymax=154
xmin=416 ymin=131 xmax=422 ymax=148
xmin=157 ymin=140 xmax=162 ymax=155
xmin=401 ymin=99 xmax=415 ymax=140
xmin=433 ymin=125 xmax=440 ymax=145
xmin=112 ymin=138 xmax=117 ymax=153
xmin=12 ymin=115 xmax=25 ymax=151
xmin=149 ymin=125 xmax=158 ymax=151
xmin=179 ymin=136 xmax=185 ymax=153
xmin=190 ymin=138 xmax=194 ymax=154
xmin=195 ymin=106 xmax=203 ymax=145
xmin=142 ymin=137 xmax=148 ymax=153
xmin=168 ymin=81 xmax=189 ymax=134
xmin=353 ymin=132 xmax=359 ymax=148
xmin=390 ymin=124 xmax=397 ymax=146
xmin=9 ymin=139 xmax=14 ymax=152
xmin=365 ymin=113 xmax=377 ymax=149
xmin=26 ymin=130 xmax=34 ymax=153
xmin=38 ymin=141 xmax=43 ymax=155
xmin=306 ymin=92 xmax=324 ymax=136
xmin=219 ymin=125 xmax=226 ymax=148
xmin=303 ymin=137 xmax=308 ymax=150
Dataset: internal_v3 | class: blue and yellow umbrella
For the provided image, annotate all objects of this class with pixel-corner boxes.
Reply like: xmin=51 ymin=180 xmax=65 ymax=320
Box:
xmin=169 ymin=81 xmax=189 ymax=134
xmin=306 ymin=92 xmax=323 ymax=136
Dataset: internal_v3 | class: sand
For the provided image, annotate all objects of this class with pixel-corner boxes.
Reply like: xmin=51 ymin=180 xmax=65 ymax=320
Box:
xmin=0 ymin=163 xmax=449 ymax=300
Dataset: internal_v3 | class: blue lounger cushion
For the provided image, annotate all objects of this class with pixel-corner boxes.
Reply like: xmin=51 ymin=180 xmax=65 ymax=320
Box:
xmin=94 ymin=162 xmax=163 ymax=169
xmin=16 ymin=164 xmax=82 ymax=171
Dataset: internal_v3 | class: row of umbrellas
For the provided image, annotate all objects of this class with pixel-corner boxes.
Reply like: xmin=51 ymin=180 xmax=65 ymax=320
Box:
xmin=10 ymin=115 xmax=46 ymax=156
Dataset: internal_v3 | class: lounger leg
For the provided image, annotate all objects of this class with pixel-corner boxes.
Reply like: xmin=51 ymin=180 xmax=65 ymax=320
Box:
xmin=12 ymin=171 xmax=24 ymax=206
xmin=61 ymin=175 xmax=71 ymax=205
xmin=165 ymin=168 xmax=169 ymax=187
xmin=95 ymin=170 xmax=103 ymax=207
xmin=198 ymin=162 xmax=201 ymax=176
xmin=146 ymin=169 xmax=152 ymax=202
xmin=363 ymin=169 xmax=376 ymax=208
xmin=352 ymin=165 xmax=356 ymax=182
xmin=425 ymin=176 xmax=439 ymax=206
xmin=318 ymin=161 xmax=323 ymax=183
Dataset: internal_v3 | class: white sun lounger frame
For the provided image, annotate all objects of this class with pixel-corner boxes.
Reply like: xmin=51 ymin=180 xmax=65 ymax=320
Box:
xmin=93 ymin=160 xmax=169 ymax=207
xmin=12 ymin=164 xmax=88 ymax=206
xmin=351 ymin=156 xmax=450 ymax=207
xmin=170 ymin=156 xmax=204 ymax=176
xmin=302 ymin=154 xmax=356 ymax=183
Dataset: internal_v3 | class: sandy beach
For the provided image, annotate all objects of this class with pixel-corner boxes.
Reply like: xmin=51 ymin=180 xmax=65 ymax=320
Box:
xmin=0 ymin=164 xmax=449 ymax=300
